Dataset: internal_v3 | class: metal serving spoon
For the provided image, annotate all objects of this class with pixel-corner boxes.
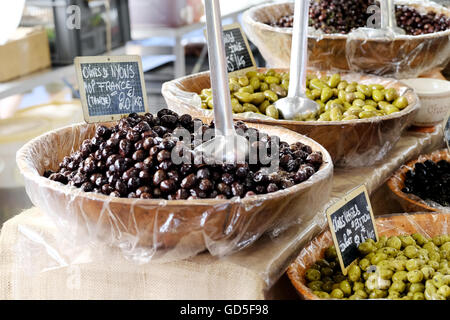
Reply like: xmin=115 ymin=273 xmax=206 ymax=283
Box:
xmin=274 ymin=0 xmax=319 ymax=121
xmin=194 ymin=0 xmax=249 ymax=164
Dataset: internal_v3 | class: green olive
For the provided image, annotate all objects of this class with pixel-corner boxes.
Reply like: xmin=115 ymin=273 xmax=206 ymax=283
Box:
xmin=357 ymin=84 xmax=372 ymax=97
xmin=310 ymin=79 xmax=326 ymax=91
xmin=393 ymin=96 xmax=409 ymax=109
xmin=325 ymin=246 xmax=337 ymax=260
xmin=339 ymin=280 xmax=352 ymax=296
xmin=269 ymin=83 xmax=287 ymax=97
xmin=390 ymin=280 xmax=406 ymax=293
xmin=372 ymin=89 xmax=385 ymax=102
xmin=409 ymin=283 xmax=425 ymax=293
xmin=234 ymin=91 xmax=253 ymax=103
xmin=348 ymin=265 xmax=361 ymax=282
xmin=238 ymin=76 xmax=249 ymax=87
xmin=250 ymin=92 xmax=265 ymax=105
xmin=263 ymin=90 xmax=278 ymax=103
xmin=407 ymin=270 xmax=424 ymax=283
xmin=306 ymin=268 xmax=322 ymax=282
xmin=330 ymin=107 xmax=343 ymax=121
xmin=337 ymin=81 xmax=348 ymax=90
xmin=308 ymin=280 xmax=324 ymax=291
xmin=330 ymin=288 xmax=344 ymax=299
xmin=385 ymin=88 xmax=398 ymax=102
xmin=405 ymin=245 xmax=419 ymax=259
xmin=321 ymin=87 xmax=333 ymax=102
xmin=243 ymin=103 xmax=260 ymax=113
xmin=328 ymin=74 xmax=341 ymax=88
xmin=239 ymin=85 xmax=254 ymax=94
xmin=392 ymin=271 xmax=408 ymax=282
xmin=265 ymin=105 xmax=279 ymax=119
xmin=260 ymin=82 xmax=269 ymax=92
xmin=259 ymin=100 xmax=271 ymax=114
xmin=249 ymin=77 xmax=261 ymax=91
xmin=359 ymin=110 xmax=377 ymax=119
xmin=264 ymin=75 xmax=280 ymax=85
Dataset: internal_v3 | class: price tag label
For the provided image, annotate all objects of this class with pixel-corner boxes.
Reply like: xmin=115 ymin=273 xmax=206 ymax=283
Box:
xmin=75 ymin=55 xmax=149 ymax=123
xmin=222 ymin=23 xmax=257 ymax=76
xmin=326 ymin=185 xmax=378 ymax=275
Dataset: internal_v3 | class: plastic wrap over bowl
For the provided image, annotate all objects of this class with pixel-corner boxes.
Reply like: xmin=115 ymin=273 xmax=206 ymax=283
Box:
xmin=287 ymin=212 xmax=450 ymax=300
xmin=387 ymin=149 xmax=450 ymax=213
xmin=242 ymin=0 xmax=450 ymax=79
xmin=16 ymin=119 xmax=333 ymax=262
xmin=161 ymin=68 xmax=420 ymax=168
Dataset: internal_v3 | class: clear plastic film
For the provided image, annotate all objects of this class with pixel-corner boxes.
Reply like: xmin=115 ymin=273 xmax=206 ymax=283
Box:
xmin=241 ymin=0 xmax=450 ymax=79
xmin=162 ymin=69 xmax=420 ymax=168
xmin=3 ymin=128 xmax=441 ymax=298
xmin=287 ymin=212 xmax=450 ymax=300
xmin=388 ymin=149 xmax=450 ymax=213
xmin=15 ymin=118 xmax=333 ymax=265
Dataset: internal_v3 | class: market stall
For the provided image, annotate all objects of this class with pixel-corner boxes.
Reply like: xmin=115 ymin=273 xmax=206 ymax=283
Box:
xmin=0 ymin=0 xmax=449 ymax=304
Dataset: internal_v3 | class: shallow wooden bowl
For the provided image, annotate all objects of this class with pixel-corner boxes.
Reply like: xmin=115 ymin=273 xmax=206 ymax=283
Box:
xmin=16 ymin=120 xmax=333 ymax=252
xmin=162 ymin=68 xmax=419 ymax=167
xmin=387 ymin=149 xmax=450 ymax=213
xmin=287 ymin=212 xmax=450 ymax=300
xmin=242 ymin=1 xmax=450 ymax=78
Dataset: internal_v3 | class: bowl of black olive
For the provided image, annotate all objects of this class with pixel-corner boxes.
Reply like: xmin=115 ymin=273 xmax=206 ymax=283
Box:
xmin=242 ymin=0 xmax=450 ymax=78
xmin=16 ymin=110 xmax=333 ymax=252
xmin=387 ymin=149 xmax=450 ymax=213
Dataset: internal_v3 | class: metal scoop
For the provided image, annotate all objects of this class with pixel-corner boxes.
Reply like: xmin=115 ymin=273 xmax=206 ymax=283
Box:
xmin=194 ymin=0 xmax=249 ymax=164
xmin=274 ymin=0 xmax=319 ymax=121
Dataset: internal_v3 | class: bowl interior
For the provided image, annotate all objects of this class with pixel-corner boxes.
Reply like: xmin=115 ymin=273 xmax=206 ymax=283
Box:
xmin=165 ymin=68 xmax=420 ymax=126
xmin=17 ymin=119 xmax=333 ymax=208
xmin=287 ymin=212 xmax=450 ymax=300
xmin=387 ymin=149 xmax=450 ymax=212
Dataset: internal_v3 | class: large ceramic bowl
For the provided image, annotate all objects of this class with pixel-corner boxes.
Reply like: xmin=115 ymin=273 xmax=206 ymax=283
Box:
xmin=161 ymin=68 xmax=420 ymax=167
xmin=242 ymin=1 xmax=450 ymax=78
xmin=16 ymin=119 xmax=333 ymax=256
xmin=387 ymin=149 xmax=450 ymax=213
xmin=286 ymin=212 xmax=449 ymax=300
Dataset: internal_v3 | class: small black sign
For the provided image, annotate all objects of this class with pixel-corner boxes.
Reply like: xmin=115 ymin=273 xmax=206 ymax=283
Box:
xmin=222 ymin=23 xmax=256 ymax=75
xmin=326 ymin=185 xmax=378 ymax=274
xmin=75 ymin=55 xmax=149 ymax=123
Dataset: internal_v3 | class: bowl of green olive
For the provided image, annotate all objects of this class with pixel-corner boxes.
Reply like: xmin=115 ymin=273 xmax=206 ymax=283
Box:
xmin=161 ymin=68 xmax=419 ymax=167
xmin=287 ymin=212 xmax=450 ymax=300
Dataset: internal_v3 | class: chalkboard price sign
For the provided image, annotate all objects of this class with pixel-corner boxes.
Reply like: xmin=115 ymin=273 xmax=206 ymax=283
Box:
xmin=222 ymin=23 xmax=256 ymax=75
xmin=326 ymin=185 xmax=378 ymax=275
xmin=75 ymin=55 xmax=149 ymax=123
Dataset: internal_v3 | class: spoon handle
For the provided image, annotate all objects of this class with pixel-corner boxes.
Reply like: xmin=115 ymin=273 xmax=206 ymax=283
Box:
xmin=205 ymin=0 xmax=235 ymax=136
xmin=288 ymin=0 xmax=309 ymax=98
xmin=387 ymin=0 xmax=398 ymax=29
xmin=380 ymin=0 xmax=389 ymax=29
